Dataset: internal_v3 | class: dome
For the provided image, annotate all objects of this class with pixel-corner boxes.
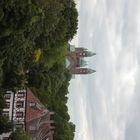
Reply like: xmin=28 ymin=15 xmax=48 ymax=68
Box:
xmin=80 ymin=58 xmax=87 ymax=67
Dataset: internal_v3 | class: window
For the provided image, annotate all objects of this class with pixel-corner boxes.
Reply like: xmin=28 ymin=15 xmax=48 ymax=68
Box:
xmin=5 ymin=102 xmax=10 ymax=108
xmin=4 ymin=93 xmax=11 ymax=99
xmin=16 ymin=101 xmax=24 ymax=108
xmin=17 ymin=92 xmax=25 ymax=97
xmin=29 ymin=125 xmax=36 ymax=131
xmin=3 ymin=111 xmax=9 ymax=116
xmin=16 ymin=124 xmax=23 ymax=128
xmin=29 ymin=102 xmax=36 ymax=108
xmin=16 ymin=112 xmax=23 ymax=118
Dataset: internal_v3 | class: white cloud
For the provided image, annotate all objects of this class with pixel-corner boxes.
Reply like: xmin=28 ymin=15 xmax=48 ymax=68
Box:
xmin=68 ymin=76 xmax=94 ymax=140
xmin=68 ymin=0 xmax=140 ymax=140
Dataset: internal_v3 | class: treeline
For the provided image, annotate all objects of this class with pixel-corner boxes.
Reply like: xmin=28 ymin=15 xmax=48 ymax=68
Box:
xmin=0 ymin=0 xmax=78 ymax=140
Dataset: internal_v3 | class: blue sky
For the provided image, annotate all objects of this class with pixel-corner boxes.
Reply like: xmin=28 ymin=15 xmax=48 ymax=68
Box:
xmin=68 ymin=0 xmax=140 ymax=140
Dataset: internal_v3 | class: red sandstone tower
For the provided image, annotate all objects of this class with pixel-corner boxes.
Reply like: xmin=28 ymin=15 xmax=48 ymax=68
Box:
xmin=66 ymin=44 xmax=96 ymax=75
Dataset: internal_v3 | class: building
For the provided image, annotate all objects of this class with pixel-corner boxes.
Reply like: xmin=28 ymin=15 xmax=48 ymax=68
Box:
xmin=66 ymin=44 xmax=96 ymax=75
xmin=0 ymin=89 xmax=54 ymax=140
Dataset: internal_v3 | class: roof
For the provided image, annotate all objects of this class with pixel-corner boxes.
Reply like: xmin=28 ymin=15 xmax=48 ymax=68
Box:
xmin=26 ymin=89 xmax=46 ymax=122
xmin=80 ymin=58 xmax=87 ymax=67
xmin=25 ymin=89 xmax=54 ymax=140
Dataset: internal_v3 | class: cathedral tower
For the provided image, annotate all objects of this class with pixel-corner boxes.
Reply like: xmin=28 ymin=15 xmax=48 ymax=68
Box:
xmin=75 ymin=48 xmax=96 ymax=57
xmin=66 ymin=44 xmax=96 ymax=75
xmin=70 ymin=68 xmax=96 ymax=75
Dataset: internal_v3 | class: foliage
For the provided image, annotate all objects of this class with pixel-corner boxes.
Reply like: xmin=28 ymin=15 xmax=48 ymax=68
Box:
xmin=0 ymin=116 xmax=12 ymax=134
xmin=0 ymin=0 xmax=78 ymax=139
xmin=30 ymin=63 xmax=75 ymax=140
xmin=33 ymin=48 xmax=42 ymax=63
xmin=9 ymin=128 xmax=31 ymax=140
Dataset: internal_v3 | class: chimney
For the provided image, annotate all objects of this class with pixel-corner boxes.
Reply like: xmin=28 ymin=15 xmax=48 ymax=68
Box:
xmin=29 ymin=102 xmax=42 ymax=111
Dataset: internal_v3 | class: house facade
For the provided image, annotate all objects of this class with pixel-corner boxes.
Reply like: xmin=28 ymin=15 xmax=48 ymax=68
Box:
xmin=0 ymin=89 xmax=54 ymax=140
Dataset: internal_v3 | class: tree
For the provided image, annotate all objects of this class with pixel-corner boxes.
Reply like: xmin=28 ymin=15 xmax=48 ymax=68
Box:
xmin=9 ymin=129 xmax=31 ymax=140
xmin=0 ymin=0 xmax=78 ymax=139
xmin=0 ymin=116 xmax=12 ymax=134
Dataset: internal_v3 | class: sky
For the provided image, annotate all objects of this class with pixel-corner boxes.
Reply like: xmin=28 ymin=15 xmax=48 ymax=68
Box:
xmin=68 ymin=0 xmax=140 ymax=140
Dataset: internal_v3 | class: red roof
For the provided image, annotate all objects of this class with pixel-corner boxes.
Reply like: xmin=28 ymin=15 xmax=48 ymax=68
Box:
xmin=26 ymin=89 xmax=45 ymax=122
xmin=25 ymin=89 xmax=54 ymax=140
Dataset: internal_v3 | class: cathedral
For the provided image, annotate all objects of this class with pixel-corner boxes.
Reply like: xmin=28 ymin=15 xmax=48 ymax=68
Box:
xmin=66 ymin=44 xmax=96 ymax=75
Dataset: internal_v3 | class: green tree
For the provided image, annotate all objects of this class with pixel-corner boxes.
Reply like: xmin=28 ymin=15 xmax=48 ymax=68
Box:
xmin=10 ymin=129 xmax=31 ymax=140
xmin=0 ymin=116 xmax=12 ymax=134
xmin=0 ymin=0 xmax=77 ymax=139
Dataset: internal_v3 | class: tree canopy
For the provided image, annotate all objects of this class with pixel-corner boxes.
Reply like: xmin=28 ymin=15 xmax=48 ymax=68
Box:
xmin=0 ymin=0 xmax=78 ymax=139
xmin=9 ymin=128 xmax=31 ymax=140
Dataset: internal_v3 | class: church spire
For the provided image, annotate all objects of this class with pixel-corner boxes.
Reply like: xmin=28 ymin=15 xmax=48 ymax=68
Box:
xmin=87 ymin=69 xmax=96 ymax=74
xmin=85 ymin=51 xmax=96 ymax=57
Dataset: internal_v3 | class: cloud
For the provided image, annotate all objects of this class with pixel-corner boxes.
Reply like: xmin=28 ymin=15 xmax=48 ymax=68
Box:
xmin=68 ymin=0 xmax=140 ymax=140
xmin=68 ymin=76 xmax=94 ymax=140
